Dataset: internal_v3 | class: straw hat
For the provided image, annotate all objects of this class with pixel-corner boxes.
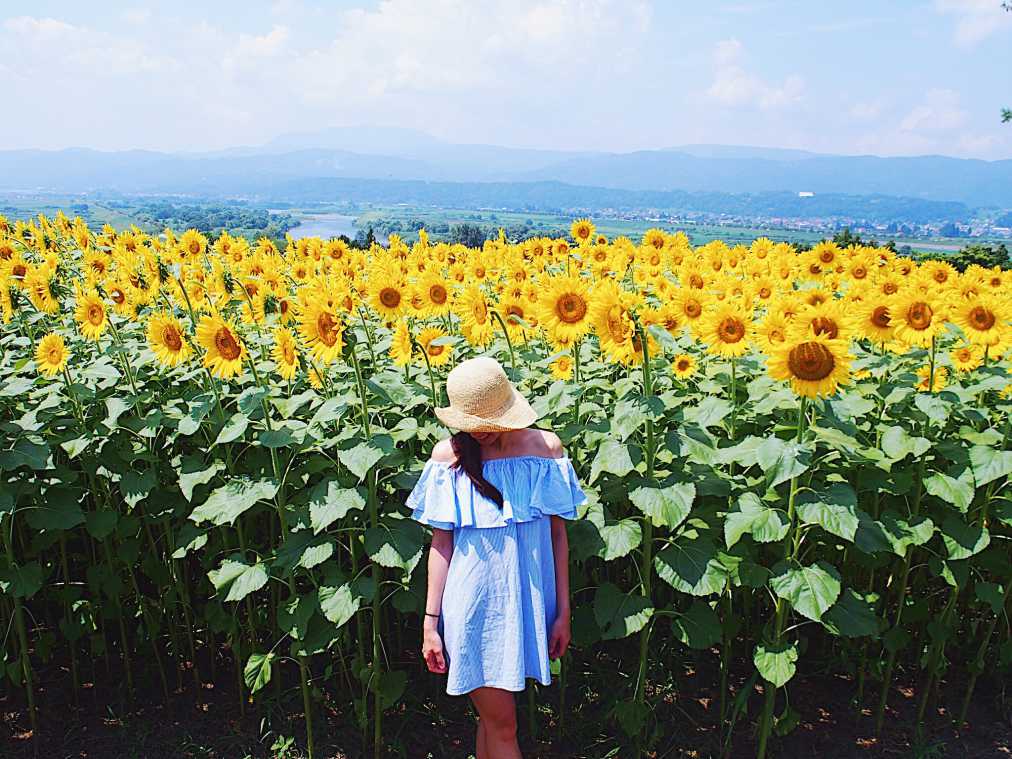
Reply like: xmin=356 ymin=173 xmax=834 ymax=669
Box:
xmin=435 ymin=356 xmax=538 ymax=432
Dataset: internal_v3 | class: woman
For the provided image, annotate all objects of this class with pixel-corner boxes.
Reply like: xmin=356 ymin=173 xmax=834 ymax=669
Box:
xmin=406 ymin=356 xmax=588 ymax=758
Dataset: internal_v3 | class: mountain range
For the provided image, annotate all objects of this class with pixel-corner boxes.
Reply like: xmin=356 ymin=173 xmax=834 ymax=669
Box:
xmin=2 ymin=126 xmax=1010 ymax=210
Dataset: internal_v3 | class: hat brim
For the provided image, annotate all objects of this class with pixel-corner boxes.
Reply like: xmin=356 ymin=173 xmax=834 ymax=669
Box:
xmin=434 ymin=386 xmax=539 ymax=432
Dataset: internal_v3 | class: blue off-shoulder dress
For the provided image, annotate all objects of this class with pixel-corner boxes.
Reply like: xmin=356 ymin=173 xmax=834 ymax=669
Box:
xmin=406 ymin=454 xmax=588 ymax=696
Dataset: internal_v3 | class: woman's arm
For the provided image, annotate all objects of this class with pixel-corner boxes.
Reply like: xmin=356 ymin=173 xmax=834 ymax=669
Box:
xmin=421 ymin=527 xmax=453 ymax=673
xmin=548 ymin=514 xmax=572 ymax=659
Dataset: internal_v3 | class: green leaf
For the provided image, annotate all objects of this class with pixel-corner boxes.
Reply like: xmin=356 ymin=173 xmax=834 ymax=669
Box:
xmin=371 ymin=669 xmax=408 ymax=709
xmin=279 ymin=594 xmax=317 ymax=641
xmin=260 ymin=427 xmax=297 ymax=448
xmin=671 ymin=601 xmax=722 ymax=649
xmin=796 ymin=483 xmax=860 ymax=542
xmin=924 ymin=471 xmax=975 ymax=514
xmin=684 ymin=396 xmax=733 ymax=429
xmin=940 ymin=516 xmax=990 ymax=561
xmin=654 ymin=535 xmax=729 ymax=597
xmin=85 ymin=510 xmax=119 ymax=540
xmin=754 ymin=641 xmax=798 ymax=687
xmin=178 ymin=457 xmax=224 ymax=502
xmin=725 ymin=492 xmax=789 ymax=548
xmin=770 ymin=561 xmax=841 ymax=622
xmin=208 ymin=559 xmax=269 ymax=602
xmin=590 ymin=438 xmax=635 ymax=483
xmin=975 ymin=582 xmax=1005 ymax=614
xmin=273 ymin=390 xmax=316 ymax=419
xmin=214 ymin=412 xmax=248 ymax=446
xmin=364 ymin=520 xmax=424 ymax=576
xmin=25 ymin=486 xmax=85 ymax=531
xmin=0 ymin=562 xmax=43 ymax=599
xmin=244 ymin=652 xmax=274 ymax=694
xmin=120 ymin=468 xmax=157 ymax=509
xmin=171 ymin=523 xmax=208 ymax=559
xmin=593 ymin=582 xmax=653 ymax=640
xmin=822 ymin=589 xmax=879 ymax=638
xmin=318 ymin=583 xmax=361 ymax=628
xmin=189 ymin=479 xmax=278 ymax=526
xmin=60 ymin=436 xmax=92 ymax=459
xmin=629 ymin=483 xmax=695 ymax=530
xmin=756 ymin=437 xmax=811 ymax=489
xmin=610 ymin=399 xmax=647 ymax=442
xmin=310 ymin=478 xmax=366 ymax=534
xmin=881 ymin=426 xmax=931 ymax=461
xmin=338 ymin=442 xmax=384 ymax=482
xmin=969 ymin=445 xmax=1012 ymax=487
xmin=177 ymin=394 xmax=215 ymax=436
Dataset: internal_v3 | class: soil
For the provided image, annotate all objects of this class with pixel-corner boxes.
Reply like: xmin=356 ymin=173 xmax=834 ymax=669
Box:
xmin=2 ymin=642 xmax=1009 ymax=758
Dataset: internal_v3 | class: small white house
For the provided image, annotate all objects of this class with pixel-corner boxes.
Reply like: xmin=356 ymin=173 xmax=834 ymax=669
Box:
xmin=798 ymin=191 xmax=815 ymax=198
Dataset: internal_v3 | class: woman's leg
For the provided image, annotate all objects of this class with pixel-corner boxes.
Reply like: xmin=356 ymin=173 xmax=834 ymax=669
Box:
xmin=468 ymin=686 xmax=521 ymax=759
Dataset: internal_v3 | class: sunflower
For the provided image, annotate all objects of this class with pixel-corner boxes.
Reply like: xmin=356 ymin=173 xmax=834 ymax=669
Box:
xmin=417 ymin=270 xmax=451 ymax=317
xmin=74 ymin=288 xmax=108 ymax=341
xmin=949 ymin=294 xmax=1007 ymax=348
xmin=308 ymin=364 xmax=326 ymax=390
xmin=366 ymin=267 xmax=406 ymax=321
xmin=787 ymin=299 xmax=853 ymax=342
xmin=389 ymin=319 xmax=413 ymax=366
xmin=178 ymin=229 xmax=208 ymax=260
xmin=698 ymin=301 xmax=753 ymax=358
xmin=24 ymin=267 xmax=60 ymax=314
xmin=298 ymin=301 xmax=345 ymax=364
xmin=571 ymin=218 xmax=595 ymax=246
xmin=549 ymin=353 xmax=574 ymax=380
xmin=416 ymin=326 xmax=453 ymax=367
xmin=455 ymin=283 xmax=495 ymax=347
xmin=270 ymin=327 xmax=299 ymax=381
xmin=671 ymin=288 xmax=707 ymax=335
xmin=671 ymin=353 xmax=697 ymax=379
xmin=852 ymin=299 xmax=894 ymax=344
xmin=916 ymin=364 xmax=947 ymax=393
xmin=35 ymin=332 xmax=68 ymax=377
xmin=195 ymin=313 xmax=247 ymax=379
xmin=752 ymin=312 xmax=790 ymax=353
xmin=950 ymin=344 xmax=983 ymax=373
xmin=536 ymin=273 xmax=593 ymax=348
xmin=589 ymin=279 xmax=642 ymax=365
xmin=642 ymin=229 xmax=666 ymax=251
xmin=890 ymin=290 xmax=946 ymax=348
xmin=767 ymin=334 xmax=852 ymax=398
xmin=147 ymin=312 xmax=192 ymax=367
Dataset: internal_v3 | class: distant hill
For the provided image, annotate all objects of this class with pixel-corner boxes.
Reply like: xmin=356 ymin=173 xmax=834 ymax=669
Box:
xmin=0 ymin=130 xmax=1010 ymax=210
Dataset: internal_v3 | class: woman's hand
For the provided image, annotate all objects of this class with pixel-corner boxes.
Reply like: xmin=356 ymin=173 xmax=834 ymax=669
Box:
xmin=548 ymin=612 xmax=571 ymax=660
xmin=422 ymin=622 xmax=447 ymax=673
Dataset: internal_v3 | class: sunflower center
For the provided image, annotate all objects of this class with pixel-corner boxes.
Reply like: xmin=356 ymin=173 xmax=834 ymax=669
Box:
xmin=87 ymin=304 xmax=104 ymax=325
xmin=676 ymin=359 xmax=691 ymax=371
xmin=717 ymin=317 xmax=745 ymax=344
xmin=283 ymin=343 xmax=296 ymax=363
xmin=810 ymin=316 xmax=838 ymax=339
xmin=689 ymin=274 xmax=704 ymax=289
xmin=110 ymin=288 xmax=125 ymax=304
xmin=883 ymin=282 xmax=898 ymax=295
xmin=163 ymin=325 xmax=183 ymax=352
xmin=429 ymin=284 xmax=448 ymax=305
xmin=787 ymin=342 xmax=835 ymax=381
xmin=428 ymin=344 xmax=445 ymax=356
xmin=506 ymin=304 xmax=524 ymax=322
xmin=906 ymin=302 xmax=933 ymax=330
xmin=969 ymin=306 xmax=996 ymax=331
xmin=316 ymin=312 xmax=340 ymax=347
xmin=819 ymin=251 xmax=834 ymax=264
xmin=214 ymin=328 xmax=241 ymax=360
xmin=685 ymin=300 xmax=702 ymax=318
xmin=759 ymin=286 xmax=772 ymax=299
xmin=933 ymin=270 xmax=947 ymax=283
xmin=188 ymin=241 xmax=201 ymax=255
xmin=12 ymin=264 xmax=27 ymax=278
xmin=871 ymin=306 xmax=891 ymax=328
xmin=556 ymin=293 xmax=587 ymax=323
xmin=853 ymin=266 xmax=867 ymax=279
xmin=379 ymin=287 xmax=401 ymax=308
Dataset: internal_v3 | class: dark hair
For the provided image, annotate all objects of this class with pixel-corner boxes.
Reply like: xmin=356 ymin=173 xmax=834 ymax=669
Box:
xmin=449 ymin=431 xmax=504 ymax=508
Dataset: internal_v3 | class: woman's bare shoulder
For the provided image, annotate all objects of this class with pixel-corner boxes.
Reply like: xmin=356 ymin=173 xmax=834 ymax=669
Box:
xmin=430 ymin=438 xmax=457 ymax=463
xmin=522 ymin=428 xmax=565 ymax=458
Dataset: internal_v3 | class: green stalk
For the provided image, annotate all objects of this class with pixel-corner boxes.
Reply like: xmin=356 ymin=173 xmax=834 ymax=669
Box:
xmin=756 ymin=395 xmax=807 ymax=759
xmin=957 ymin=564 xmax=1012 ymax=726
xmin=2 ymin=524 xmax=37 ymax=733
xmin=490 ymin=310 xmax=517 ymax=374
xmin=633 ymin=322 xmax=657 ymax=715
xmin=915 ymin=585 xmax=958 ymax=731
xmin=875 ymin=336 xmax=936 ymax=733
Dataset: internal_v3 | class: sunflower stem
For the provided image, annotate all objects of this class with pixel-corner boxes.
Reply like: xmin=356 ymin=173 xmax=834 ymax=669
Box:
xmin=490 ymin=309 xmax=517 ymax=374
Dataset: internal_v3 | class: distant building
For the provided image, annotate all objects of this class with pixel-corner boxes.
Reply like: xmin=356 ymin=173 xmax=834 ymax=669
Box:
xmin=798 ymin=191 xmax=815 ymax=198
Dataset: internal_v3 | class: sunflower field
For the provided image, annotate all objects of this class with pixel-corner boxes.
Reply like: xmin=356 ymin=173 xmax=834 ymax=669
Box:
xmin=1 ymin=212 xmax=1011 ymax=758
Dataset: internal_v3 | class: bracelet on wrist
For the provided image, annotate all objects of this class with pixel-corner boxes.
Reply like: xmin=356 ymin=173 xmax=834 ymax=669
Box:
xmin=424 ymin=611 xmax=440 ymax=618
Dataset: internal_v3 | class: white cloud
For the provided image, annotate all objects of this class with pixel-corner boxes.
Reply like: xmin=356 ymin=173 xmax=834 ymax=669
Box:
xmin=849 ymin=100 xmax=883 ymax=122
xmin=706 ymin=38 xmax=803 ymax=110
xmin=935 ymin=0 xmax=1012 ymax=46
xmin=899 ymin=88 xmax=967 ymax=133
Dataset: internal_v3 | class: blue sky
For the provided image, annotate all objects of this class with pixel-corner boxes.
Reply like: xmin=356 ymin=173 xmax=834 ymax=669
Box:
xmin=1 ymin=1 xmax=1010 ymax=158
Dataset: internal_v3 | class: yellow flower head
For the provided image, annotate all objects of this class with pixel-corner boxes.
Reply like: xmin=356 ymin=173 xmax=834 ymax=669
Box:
xmin=416 ymin=326 xmax=453 ymax=367
xmin=671 ymin=353 xmax=697 ymax=379
xmin=195 ymin=313 xmax=247 ymax=379
xmin=699 ymin=301 xmax=753 ymax=359
xmin=147 ymin=312 xmax=192 ymax=367
xmin=35 ymin=332 xmax=68 ymax=377
xmin=549 ymin=353 xmax=574 ymax=381
xmin=74 ymin=289 xmax=108 ymax=341
xmin=272 ymin=327 xmax=299 ymax=381
xmin=767 ymin=334 xmax=852 ymax=399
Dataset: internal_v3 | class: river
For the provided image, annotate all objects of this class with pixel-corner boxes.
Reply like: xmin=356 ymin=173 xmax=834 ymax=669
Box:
xmin=287 ymin=213 xmax=358 ymax=240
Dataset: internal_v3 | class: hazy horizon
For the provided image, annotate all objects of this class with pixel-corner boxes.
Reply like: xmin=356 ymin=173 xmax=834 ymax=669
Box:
xmin=1 ymin=1 xmax=1011 ymax=160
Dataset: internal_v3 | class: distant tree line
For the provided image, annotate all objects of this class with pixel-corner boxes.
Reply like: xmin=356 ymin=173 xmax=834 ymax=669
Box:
xmin=136 ymin=202 xmax=298 ymax=239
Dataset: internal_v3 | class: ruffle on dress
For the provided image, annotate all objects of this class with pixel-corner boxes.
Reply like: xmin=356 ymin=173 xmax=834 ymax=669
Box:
xmin=406 ymin=454 xmax=588 ymax=530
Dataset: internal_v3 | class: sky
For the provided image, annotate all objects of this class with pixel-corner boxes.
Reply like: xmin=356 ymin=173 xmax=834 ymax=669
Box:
xmin=1 ymin=0 xmax=1011 ymax=159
